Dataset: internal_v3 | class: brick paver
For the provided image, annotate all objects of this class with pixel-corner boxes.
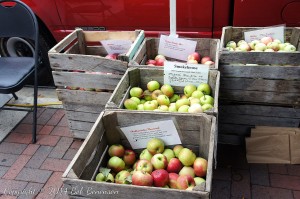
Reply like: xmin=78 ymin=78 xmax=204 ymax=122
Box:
xmin=0 ymin=142 xmax=27 ymax=155
xmin=268 ymin=164 xmax=288 ymax=174
xmin=36 ymin=172 xmax=64 ymax=199
xmin=270 ymin=173 xmax=300 ymax=191
xmin=252 ymin=185 xmax=294 ymax=199
xmin=15 ymin=168 xmax=52 ymax=184
xmin=37 ymin=109 xmax=57 ymax=125
xmin=51 ymin=126 xmax=72 ymax=137
xmin=62 ymin=148 xmax=78 ymax=160
xmin=211 ymin=180 xmax=231 ymax=199
xmin=40 ymin=158 xmax=71 ymax=172
xmin=0 ymin=166 xmax=9 ymax=178
xmin=22 ymin=144 xmax=40 ymax=156
xmin=231 ymin=169 xmax=251 ymax=199
xmin=287 ymin=165 xmax=300 ymax=177
xmin=25 ymin=146 xmax=53 ymax=169
xmin=38 ymin=125 xmax=54 ymax=135
xmin=17 ymin=182 xmax=44 ymax=199
xmin=0 ymin=153 xmax=19 ymax=167
xmin=213 ymin=167 xmax=231 ymax=181
xmin=250 ymin=164 xmax=270 ymax=186
xmin=70 ymin=139 xmax=83 ymax=149
xmin=0 ymin=179 xmax=28 ymax=195
xmin=36 ymin=135 xmax=60 ymax=146
xmin=48 ymin=137 xmax=73 ymax=159
xmin=294 ymin=191 xmax=300 ymax=199
xmin=3 ymin=155 xmax=31 ymax=180
xmin=57 ymin=115 xmax=68 ymax=127
xmin=4 ymin=133 xmax=32 ymax=144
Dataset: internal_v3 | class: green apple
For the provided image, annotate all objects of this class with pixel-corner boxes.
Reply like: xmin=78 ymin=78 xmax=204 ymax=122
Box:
xmin=169 ymin=94 xmax=180 ymax=103
xmin=115 ymin=170 xmax=131 ymax=184
xmin=202 ymin=104 xmax=213 ymax=111
xmin=279 ymin=43 xmax=287 ymax=50
xmin=173 ymin=145 xmax=183 ymax=157
xmin=157 ymin=94 xmax=170 ymax=106
xmin=151 ymin=154 xmax=168 ymax=170
xmin=107 ymin=156 xmax=125 ymax=173
xmin=226 ymin=41 xmax=236 ymax=49
xmin=184 ymin=84 xmax=197 ymax=98
xmin=179 ymin=166 xmax=195 ymax=178
xmin=162 ymin=148 xmax=175 ymax=162
xmin=108 ymin=144 xmax=125 ymax=157
xmin=137 ymin=104 xmax=144 ymax=110
xmin=191 ymin=90 xmax=204 ymax=99
xmin=130 ymin=87 xmax=143 ymax=98
xmin=140 ymin=148 xmax=153 ymax=161
xmin=151 ymin=100 xmax=158 ymax=107
xmin=200 ymin=95 xmax=214 ymax=106
xmin=158 ymin=105 xmax=169 ymax=111
xmin=237 ymin=40 xmax=247 ymax=47
xmin=147 ymin=138 xmax=165 ymax=155
xmin=194 ymin=177 xmax=206 ymax=186
xmin=147 ymin=80 xmax=160 ymax=91
xmin=151 ymin=89 xmax=163 ymax=100
xmin=143 ymin=90 xmax=153 ymax=101
xmin=188 ymin=103 xmax=203 ymax=113
xmin=135 ymin=159 xmax=153 ymax=174
xmin=254 ymin=43 xmax=267 ymax=51
xmin=95 ymin=172 xmax=114 ymax=183
xmin=178 ymin=148 xmax=196 ymax=166
xmin=140 ymin=99 xmax=146 ymax=104
xmin=178 ymin=105 xmax=190 ymax=113
xmin=143 ymin=101 xmax=157 ymax=111
xmin=161 ymin=84 xmax=174 ymax=97
xmin=189 ymin=97 xmax=201 ymax=105
xmin=124 ymin=99 xmax=138 ymax=110
xmin=249 ymin=40 xmax=260 ymax=50
xmin=168 ymin=103 xmax=177 ymax=112
xmin=273 ymin=39 xmax=281 ymax=44
xmin=197 ymin=83 xmax=211 ymax=95
xmin=284 ymin=44 xmax=296 ymax=52
xmin=175 ymin=98 xmax=190 ymax=109
xmin=130 ymin=97 xmax=140 ymax=105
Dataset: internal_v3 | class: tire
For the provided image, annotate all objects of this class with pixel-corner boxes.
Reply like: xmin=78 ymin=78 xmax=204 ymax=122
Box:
xmin=0 ymin=33 xmax=55 ymax=86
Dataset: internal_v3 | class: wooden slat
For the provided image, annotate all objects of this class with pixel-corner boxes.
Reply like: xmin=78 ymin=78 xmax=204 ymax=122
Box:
xmin=53 ymin=71 xmax=122 ymax=90
xmin=76 ymin=29 xmax=86 ymax=55
xmin=49 ymin=29 xmax=79 ymax=53
xmin=63 ymin=103 xmax=104 ymax=114
xmin=71 ymin=130 xmax=90 ymax=140
xmin=84 ymin=30 xmax=139 ymax=42
xmin=68 ymin=120 xmax=94 ymax=132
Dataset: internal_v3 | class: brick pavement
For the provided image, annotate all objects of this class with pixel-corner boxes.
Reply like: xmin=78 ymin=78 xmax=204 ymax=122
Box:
xmin=0 ymin=108 xmax=299 ymax=199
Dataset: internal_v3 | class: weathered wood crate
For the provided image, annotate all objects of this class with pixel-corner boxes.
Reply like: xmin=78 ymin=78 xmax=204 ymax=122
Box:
xmin=48 ymin=29 xmax=145 ymax=139
xmin=62 ymin=110 xmax=217 ymax=199
xmin=129 ymin=37 xmax=220 ymax=69
xmin=105 ymin=67 xmax=220 ymax=116
xmin=219 ymin=26 xmax=300 ymax=106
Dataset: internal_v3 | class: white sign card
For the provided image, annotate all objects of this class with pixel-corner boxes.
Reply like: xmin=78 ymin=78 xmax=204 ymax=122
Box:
xmin=244 ymin=26 xmax=285 ymax=42
xmin=120 ymin=119 xmax=182 ymax=149
xmin=158 ymin=35 xmax=197 ymax=61
xmin=101 ymin=40 xmax=132 ymax=54
xmin=164 ymin=61 xmax=209 ymax=86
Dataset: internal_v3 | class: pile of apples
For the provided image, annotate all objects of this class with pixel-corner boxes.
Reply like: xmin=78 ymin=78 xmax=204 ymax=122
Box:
xmin=146 ymin=53 xmax=214 ymax=67
xmin=95 ymin=138 xmax=207 ymax=190
xmin=226 ymin=37 xmax=297 ymax=52
xmin=123 ymin=81 xmax=214 ymax=113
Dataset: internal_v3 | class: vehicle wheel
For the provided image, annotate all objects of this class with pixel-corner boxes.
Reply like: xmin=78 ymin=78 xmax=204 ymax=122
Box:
xmin=0 ymin=33 xmax=55 ymax=86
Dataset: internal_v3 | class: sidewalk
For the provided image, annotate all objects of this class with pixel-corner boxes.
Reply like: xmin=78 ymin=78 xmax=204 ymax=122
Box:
xmin=0 ymin=107 xmax=299 ymax=199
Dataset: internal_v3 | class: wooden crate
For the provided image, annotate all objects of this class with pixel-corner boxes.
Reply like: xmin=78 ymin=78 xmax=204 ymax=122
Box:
xmin=48 ymin=29 xmax=144 ymax=139
xmin=129 ymin=37 xmax=220 ymax=69
xmin=218 ymin=102 xmax=300 ymax=145
xmin=106 ymin=67 xmax=220 ymax=116
xmin=62 ymin=110 xmax=217 ymax=199
xmin=219 ymin=26 xmax=300 ymax=106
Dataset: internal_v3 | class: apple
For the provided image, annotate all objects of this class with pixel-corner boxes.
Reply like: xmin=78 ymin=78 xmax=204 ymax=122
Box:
xmin=279 ymin=43 xmax=287 ymax=50
xmin=204 ymin=61 xmax=214 ymax=66
xmin=124 ymin=99 xmax=138 ymax=110
xmin=143 ymin=101 xmax=157 ymax=111
xmin=168 ymin=173 xmax=179 ymax=189
xmin=181 ymin=95 xmax=188 ymax=99
xmin=163 ymin=148 xmax=175 ymax=162
xmin=151 ymin=89 xmax=163 ymax=100
xmin=167 ymin=158 xmax=183 ymax=173
xmin=197 ymin=83 xmax=211 ymax=95
xmin=226 ymin=41 xmax=237 ymax=49
xmin=254 ymin=43 xmax=267 ymax=51
xmin=155 ymin=58 xmax=165 ymax=66
xmin=178 ymin=105 xmax=190 ymax=113
xmin=249 ymin=40 xmax=260 ymax=50
xmin=130 ymin=87 xmax=143 ymax=98
xmin=95 ymin=172 xmax=114 ymax=183
xmin=226 ymin=47 xmax=235 ymax=51
xmin=175 ymin=98 xmax=190 ymax=109
xmin=267 ymin=41 xmax=280 ymax=51
xmin=178 ymin=148 xmax=196 ymax=166
xmin=123 ymin=149 xmax=136 ymax=166
xmin=191 ymin=90 xmax=204 ymax=99
xmin=143 ymin=90 xmax=153 ymax=101
xmin=107 ymin=156 xmax=126 ymax=173
xmin=184 ymin=84 xmax=197 ymax=98
xmin=151 ymin=169 xmax=169 ymax=187
xmin=264 ymin=49 xmax=275 ymax=52
xmin=135 ymin=159 xmax=153 ymax=174
xmin=188 ymin=103 xmax=203 ymax=113
xmin=194 ymin=177 xmax=206 ymax=186
xmin=161 ymin=84 xmax=174 ymax=97
xmin=157 ymin=94 xmax=170 ymax=106
xmin=108 ymin=144 xmax=125 ymax=157
xmin=261 ymin=37 xmax=273 ymax=45
xmin=151 ymin=100 xmax=158 ymax=107
xmin=155 ymin=54 xmax=166 ymax=61
xmin=146 ymin=59 xmax=156 ymax=65
xmin=130 ymin=97 xmax=140 ymax=105
xmin=189 ymin=97 xmax=201 ymax=105
xmin=137 ymin=104 xmax=144 ymax=110
xmin=202 ymin=104 xmax=213 ymax=111
xmin=273 ymin=39 xmax=281 ymax=44
xmin=140 ymin=99 xmax=146 ymax=104
xmin=187 ymin=52 xmax=201 ymax=62
xmin=151 ymin=154 xmax=168 ymax=170
xmin=284 ymin=44 xmax=296 ymax=52
xmin=239 ymin=43 xmax=250 ymax=51
xmin=193 ymin=157 xmax=208 ymax=177
xmin=179 ymin=166 xmax=195 ymax=178
xmin=187 ymin=59 xmax=198 ymax=64
xmin=168 ymin=103 xmax=177 ymax=112
xmin=147 ymin=80 xmax=160 ymax=91
xmin=147 ymin=138 xmax=165 ymax=155
xmin=158 ymin=105 xmax=169 ymax=111
xmin=237 ymin=40 xmax=247 ymax=47
xmin=176 ymin=175 xmax=196 ymax=190
xmin=105 ymin=54 xmax=118 ymax=60
xmin=173 ymin=145 xmax=184 ymax=157
xmin=132 ymin=170 xmax=153 ymax=186
xmin=115 ymin=170 xmax=131 ymax=184
xmin=200 ymin=95 xmax=214 ymax=106
xmin=169 ymin=94 xmax=180 ymax=103
xmin=139 ymin=149 xmax=153 ymax=161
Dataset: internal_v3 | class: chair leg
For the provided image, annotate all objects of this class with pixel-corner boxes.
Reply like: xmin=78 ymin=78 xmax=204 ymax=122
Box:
xmin=32 ymin=70 xmax=38 ymax=144
xmin=12 ymin=93 xmax=18 ymax=100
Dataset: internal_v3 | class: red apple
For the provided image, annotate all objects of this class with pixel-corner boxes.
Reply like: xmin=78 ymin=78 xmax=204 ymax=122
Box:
xmin=115 ymin=170 xmax=131 ymax=184
xmin=105 ymin=54 xmax=118 ymax=60
xmin=107 ymin=156 xmax=125 ymax=173
xmin=176 ymin=175 xmax=196 ymax=190
xmin=155 ymin=54 xmax=166 ymax=61
xmin=260 ymin=37 xmax=273 ymax=45
xmin=108 ymin=144 xmax=125 ymax=157
xmin=167 ymin=158 xmax=183 ymax=173
xmin=187 ymin=52 xmax=201 ymax=62
xmin=193 ymin=157 xmax=208 ymax=177
xmin=151 ymin=169 xmax=169 ymax=187
xmin=179 ymin=166 xmax=195 ymax=178
xmin=201 ymin=56 xmax=212 ymax=64
xmin=168 ymin=173 xmax=179 ymax=189
xmin=155 ymin=58 xmax=165 ymax=66
xmin=146 ymin=59 xmax=157 ymax=65
xmin=123 ymin=149 xmax=136 ymax=166
xmin=132 ymin=170 xmax=153 ymax=186
xmin=135 ymin=159 xmax=153 ymax=174
xmin=204 ymin=61 xmax=214 ymax=66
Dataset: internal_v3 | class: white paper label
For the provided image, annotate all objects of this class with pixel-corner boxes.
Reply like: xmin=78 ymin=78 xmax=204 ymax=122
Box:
xmin=158 ymin=35 xmax=197 ymax=61
xmin=164 ymin=61 xmax=209 ymax=86
xmin=101 ymin=40 xmax=132 ymax=54
xmin=244 ymin=26 xmax=285 ymax=42
xmin=120 ymin=120 xmax=182 ymax=149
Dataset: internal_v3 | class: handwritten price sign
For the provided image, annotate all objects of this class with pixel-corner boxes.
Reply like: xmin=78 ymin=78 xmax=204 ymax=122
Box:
xmin=244 ymin=26 xmax=285 ymax=42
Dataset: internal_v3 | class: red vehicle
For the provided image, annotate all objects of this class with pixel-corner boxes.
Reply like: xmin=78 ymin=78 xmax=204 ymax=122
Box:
xmin=0 ymin=0 xmax=299 ymax=85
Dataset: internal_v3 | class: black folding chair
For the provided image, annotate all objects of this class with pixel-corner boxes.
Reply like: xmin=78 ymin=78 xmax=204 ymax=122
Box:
xmin=0 ymin=0 xmax=39 ymax=143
